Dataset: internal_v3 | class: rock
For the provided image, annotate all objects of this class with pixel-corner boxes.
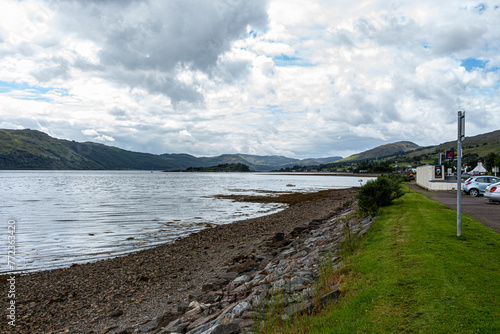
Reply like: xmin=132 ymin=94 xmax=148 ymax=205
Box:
xmin=178 ymin=302 xmax=190 ymax=314
xmin=231 ymin=302 xmax=251 ymax=317
xmin=187 ymin=322 xmax=212 ymax=334
xmin=138 ymin=319 xmax=157 ymax=332
xmin=199 ymin=291 xmax=223 ymax=304
xmin=164 ymin=318 xmax=182 ymax=330
xmin=290 ymin=225 xmax=308 ymax=237
xmin=189 ymin=301 xmax=206 ymax=310
xmin=176 ymin=322 xmax=190 ymax=333
xmin=281 ymin=300 xmax=313 ymax=321
xmin=320 ymin=287 xmax=341 ymax=305
xmin=189 ymin=291 xmax=204 ymax=301
xmin=271 ymin=233 xmax=285 ymax=243
xmin=232 ymin=275 xmax=251 ymax=286
xmin=203 ymin=322 xmax=241 ymax=334
xmin=109 ymin=309 xmax=124 ymax=318
xmin=217 ymin=272 xmax=239 ymax=284
xmin=153 ymin=312 xmax=178 ymax=330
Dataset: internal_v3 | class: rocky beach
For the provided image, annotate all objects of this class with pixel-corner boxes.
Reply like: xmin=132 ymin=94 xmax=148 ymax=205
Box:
xmin=1 ymin=187 xmax=367 ymax=334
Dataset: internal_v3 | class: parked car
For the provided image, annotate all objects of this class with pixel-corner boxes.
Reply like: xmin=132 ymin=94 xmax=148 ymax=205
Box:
xmin=484 ymin=182 xmax=500 ymax=203
xmin=463 ymin=176 xmax=500 ymax=197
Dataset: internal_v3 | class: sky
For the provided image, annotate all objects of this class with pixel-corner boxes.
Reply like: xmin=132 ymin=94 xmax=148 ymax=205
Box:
xmin=0 ymin=0 xmax=499 ymax=159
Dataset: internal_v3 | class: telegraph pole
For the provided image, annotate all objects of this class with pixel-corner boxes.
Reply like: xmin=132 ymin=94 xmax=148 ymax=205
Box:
xmin=457 ymin=111 xmax=465 ymax=236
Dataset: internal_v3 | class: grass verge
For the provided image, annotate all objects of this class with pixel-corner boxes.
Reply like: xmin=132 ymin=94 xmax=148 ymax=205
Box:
xmin=266 ymin=188 xmax=500 ymax=333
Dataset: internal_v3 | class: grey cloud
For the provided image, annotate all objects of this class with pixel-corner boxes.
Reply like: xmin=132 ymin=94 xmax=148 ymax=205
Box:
xmin=109 ymin=107 xmax=126 ymax=116
xmin=50 ymin=0 xmax=268 ymax=104
xmin=329 ymin=28 xmax=354 ymax=47
xmin=432 ymin=24 xmax=486 ymax=54
xmin=109 ymin=107 xmax=128 ymax=120
xmin=108 ymin=68 xmax=204 ymax=106
xmin=352 ymin=14 xmax=420 ymax=48
xmin=0 ymin=39 xmax=35 ymax=58
xmin=213 ymin=59 xmax=250 ymax=83
xmin=32 ymin=57 xmax=71 ymax=82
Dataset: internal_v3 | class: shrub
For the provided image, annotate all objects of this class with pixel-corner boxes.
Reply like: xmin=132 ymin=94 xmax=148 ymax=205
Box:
xmin=356 ymin=175 xmax=405 ymax=215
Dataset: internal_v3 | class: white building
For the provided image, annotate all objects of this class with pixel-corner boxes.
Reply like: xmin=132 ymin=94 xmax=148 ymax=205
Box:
xmin=470 ymin=161 xmax=487 ymax=175
xmin=416 ymin=165 xmax=463 ymax=191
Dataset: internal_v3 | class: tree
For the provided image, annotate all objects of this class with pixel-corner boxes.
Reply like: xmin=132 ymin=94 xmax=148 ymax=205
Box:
xmin=485 ymin=152 xmax=497 ymax=173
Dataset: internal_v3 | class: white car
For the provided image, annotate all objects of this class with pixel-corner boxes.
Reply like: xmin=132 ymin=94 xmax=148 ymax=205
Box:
xmin=484 ymin=182 xmax=500 ymax=203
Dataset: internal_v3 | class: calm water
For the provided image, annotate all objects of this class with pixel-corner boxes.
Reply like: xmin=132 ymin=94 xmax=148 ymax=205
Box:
xmin=1 ymin=171 xmax=371 ymax=273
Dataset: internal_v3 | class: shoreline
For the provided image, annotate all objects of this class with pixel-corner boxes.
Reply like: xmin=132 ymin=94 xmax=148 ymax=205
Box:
xmin=263 ymin=172 xmax=380 ymax=177
xmin=2 ymin=188 xmax=357 ymax=333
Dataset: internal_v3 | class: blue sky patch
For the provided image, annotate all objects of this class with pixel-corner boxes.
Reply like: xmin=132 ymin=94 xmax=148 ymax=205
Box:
xmin=474 ymin=3 xmax=487 ymax=12
xmin=0 ymin=81 xmax=69 ymax=101
xmin=248 ymin=29 xmax=257 ymax=38
xmin=461 ymin=58 xmax=488 ymax=72
xmin=273 ymin=54 xmax=315 ymax=67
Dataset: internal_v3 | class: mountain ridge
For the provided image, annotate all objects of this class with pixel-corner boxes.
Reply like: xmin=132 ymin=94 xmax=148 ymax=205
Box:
xmin=2 ymin=128 xmax=498 ymax=171
xmin=341 ymin=141 xmax=421 ymax=162
xmin=0 ymin=129 xmax=342 ymax=171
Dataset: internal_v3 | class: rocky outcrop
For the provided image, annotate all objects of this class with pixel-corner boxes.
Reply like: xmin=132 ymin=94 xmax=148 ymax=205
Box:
xmin=110 ymin=209 xmax=375 ymax=334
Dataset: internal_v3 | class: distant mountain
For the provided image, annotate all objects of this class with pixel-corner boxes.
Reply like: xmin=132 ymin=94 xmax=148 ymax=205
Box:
xmin=0 ymin=129 xmax=342 ymax=171
xmin=341 ymin=141 xmax=421 ymax=162
xmin=404 ymin=130 xmax=500 ymax=159
xmin=329 ymin=130 xmax=500 ymax=169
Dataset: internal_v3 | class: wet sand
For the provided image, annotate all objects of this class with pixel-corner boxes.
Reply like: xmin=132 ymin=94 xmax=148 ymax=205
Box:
xmin=1 ymin=188 xmax=357 ymax=334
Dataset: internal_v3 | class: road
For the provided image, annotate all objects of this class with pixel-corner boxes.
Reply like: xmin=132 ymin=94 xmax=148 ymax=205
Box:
xmin=408 ymin=183 xmax=499 ymax=233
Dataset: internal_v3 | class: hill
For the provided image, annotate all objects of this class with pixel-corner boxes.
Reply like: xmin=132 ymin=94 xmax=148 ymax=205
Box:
xmin=341 ymin=141 xmax=421 ymax=162
xmin=0 ymin=129 xmax=342 ymax=171
xmin=320 ymin=130 xmax=500 ymax=173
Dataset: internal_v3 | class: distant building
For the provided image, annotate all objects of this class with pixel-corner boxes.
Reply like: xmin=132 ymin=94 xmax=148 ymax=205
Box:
xmin=470 ymin=161 xmax=487 ymax=175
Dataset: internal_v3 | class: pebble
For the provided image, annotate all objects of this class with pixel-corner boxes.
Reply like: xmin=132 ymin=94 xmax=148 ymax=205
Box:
xmin=126 ymin=209 xmax=375 ymax=334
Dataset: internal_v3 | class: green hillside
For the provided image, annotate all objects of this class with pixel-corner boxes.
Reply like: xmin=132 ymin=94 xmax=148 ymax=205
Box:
xmin=0 ymin=129 xmax=101 ymax=169
xmin=0 ymin=129 xmax=341 ymax=171
xmin=326 ymin=130 xmax=500 ymax=173
xmin=341 ymin=141 xmax=421 ymax=162
xmin=403 ymin=130 xmax=500 ymax=163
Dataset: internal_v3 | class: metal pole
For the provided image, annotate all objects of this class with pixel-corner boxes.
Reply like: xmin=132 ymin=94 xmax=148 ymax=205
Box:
xmin=457 ymin=111 xmax=464 ymax=237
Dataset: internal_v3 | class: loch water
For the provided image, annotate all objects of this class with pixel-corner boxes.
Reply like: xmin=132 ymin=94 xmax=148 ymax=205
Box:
xmin=1 ymin=171 xmax=372 ymax=273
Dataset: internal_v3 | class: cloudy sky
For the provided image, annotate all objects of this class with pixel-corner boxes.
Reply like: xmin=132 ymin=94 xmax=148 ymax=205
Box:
xmin=0 ymin=0 xmax=499 ymax=159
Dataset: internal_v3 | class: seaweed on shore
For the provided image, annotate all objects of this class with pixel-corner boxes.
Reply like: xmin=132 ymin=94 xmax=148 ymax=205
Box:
xmin=214 ymin=188 xmax=354 ymax=205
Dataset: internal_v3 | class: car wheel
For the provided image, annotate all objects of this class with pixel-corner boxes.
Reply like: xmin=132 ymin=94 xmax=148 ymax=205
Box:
xmin=469 ymin=188 xmax=479 ymax=197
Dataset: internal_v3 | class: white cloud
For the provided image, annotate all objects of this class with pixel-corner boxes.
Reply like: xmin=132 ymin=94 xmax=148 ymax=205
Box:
xmin=82 ymin=129 xmax=114 ymax=142
xmin=81 ymin=129 xmax=98 ymax=136
xmin=0 ymin=0 xmax=499 ymax=159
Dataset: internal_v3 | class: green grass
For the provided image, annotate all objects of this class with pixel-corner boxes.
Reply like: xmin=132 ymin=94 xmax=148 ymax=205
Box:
xmin=267 ymin=188 xmax=500 ymax=333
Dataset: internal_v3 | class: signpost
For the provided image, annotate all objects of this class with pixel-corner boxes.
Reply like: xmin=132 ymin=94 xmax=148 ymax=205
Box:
xmin=457 ymin=111 xmax=465 ymax=236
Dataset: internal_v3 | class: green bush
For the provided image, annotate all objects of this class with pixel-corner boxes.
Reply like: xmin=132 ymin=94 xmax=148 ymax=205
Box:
xmin=356 ymin=175 xmax=405 ymax=215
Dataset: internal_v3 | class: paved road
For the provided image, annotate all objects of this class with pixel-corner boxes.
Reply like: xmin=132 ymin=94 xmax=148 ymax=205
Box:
xmin=408 ymin=183 xmax=499 ymax=233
